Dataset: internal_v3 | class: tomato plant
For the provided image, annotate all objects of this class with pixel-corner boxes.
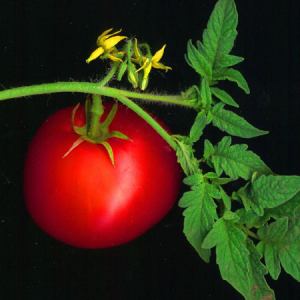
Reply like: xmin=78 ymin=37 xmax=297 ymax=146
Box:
xmin=1 ymin=0 xmax=300 ymax=298
xmin=24 ymin=102 xmax=181 ymax=248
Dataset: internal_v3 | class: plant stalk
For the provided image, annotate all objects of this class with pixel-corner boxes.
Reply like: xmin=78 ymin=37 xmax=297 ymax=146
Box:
xmin=0 ymin=82 xmax=197 ymax=108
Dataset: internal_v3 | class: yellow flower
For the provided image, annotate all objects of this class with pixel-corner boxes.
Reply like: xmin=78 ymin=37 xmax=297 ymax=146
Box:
xmin=133 ymin=39 xmax=172 ymax=90
xmin=86 ymin=28 xmax=127 ymax=63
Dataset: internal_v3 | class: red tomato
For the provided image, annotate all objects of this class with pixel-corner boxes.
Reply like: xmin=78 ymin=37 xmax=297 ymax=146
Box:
xmin=24 ymin=102 xmax=181 ymax=248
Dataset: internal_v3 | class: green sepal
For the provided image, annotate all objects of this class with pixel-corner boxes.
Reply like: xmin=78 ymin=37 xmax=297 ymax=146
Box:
xmin=117 ymin=59 xmax=128 ymax=81
xmin=100 ymin=141 xmax=115 ymax=166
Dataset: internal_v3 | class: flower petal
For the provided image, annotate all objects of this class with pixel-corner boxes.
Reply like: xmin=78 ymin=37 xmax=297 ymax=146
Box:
xmin=152 ymin=44 xmax=167 ymax=63
xmin=136 ymin=57 xmax=149 ymax=72
xmin=103 ymin=35 xmax=127 ymax=50
xmin=86 ymin=47 xmax=104 ymax=63
xmin=152 ymin=61 xmax=172 ymax=71
xmin=143 ymin=60 xmax=152 ymax=79
xmin=96 ymin=28 xmax=113 ymax=46
xmin=107 ymin=53 xmax=123 ymax=62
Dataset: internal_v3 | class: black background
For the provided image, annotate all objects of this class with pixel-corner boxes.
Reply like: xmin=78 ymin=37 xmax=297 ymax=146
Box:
xmin=0 ymin=0 xmax=300 ymax=299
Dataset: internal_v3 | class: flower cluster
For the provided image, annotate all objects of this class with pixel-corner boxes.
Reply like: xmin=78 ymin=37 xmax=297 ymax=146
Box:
xmin=86 ymin=29 xmax=172 ymax=90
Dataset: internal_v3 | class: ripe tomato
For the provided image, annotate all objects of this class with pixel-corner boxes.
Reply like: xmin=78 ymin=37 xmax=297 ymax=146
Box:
xmin=24 ymin=102 xmax=181 ymax=248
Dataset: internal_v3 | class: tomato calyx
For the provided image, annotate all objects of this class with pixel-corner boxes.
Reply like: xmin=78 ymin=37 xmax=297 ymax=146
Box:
xmin=63 ymin=97 xmax=128 ymax=164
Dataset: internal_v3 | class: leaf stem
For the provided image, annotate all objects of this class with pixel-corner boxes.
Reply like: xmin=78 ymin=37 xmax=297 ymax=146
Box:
xmin=241 ymin=225 xmax=259 ymax=240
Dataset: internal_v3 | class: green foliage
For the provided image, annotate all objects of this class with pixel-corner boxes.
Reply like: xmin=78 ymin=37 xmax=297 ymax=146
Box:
xmin=206 ymin=136 xmax=271 ymax=180
xmin=179 ymin=174 xmax=218 ymax=262
xmin=214 ymin=68 xmax=250 ymax=94
xmin=237 ymin=175 xmax=300 ymax=216
xmin=179 ymin=0 xmax=300 ymax=299
xmin=210 ymin=103 xmax=268 ymax=138
xmin=202 ymin=218 xmax=275 ymax=300
xmin=257 ymin=206 xmax=300 ymax=282
xmin=211 ymin=87 xmax=239 ymax=107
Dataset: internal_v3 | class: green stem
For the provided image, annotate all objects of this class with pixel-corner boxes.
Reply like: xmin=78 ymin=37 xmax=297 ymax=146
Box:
xmin=0 ymin=82 xmax=196 ymax=108
xmin=88 ymin=95 xmax=104 ymax=137
xmin=113 ymin=94 xmax=177 ymax=150
xmin=98 ymin=63 xmax=119 ymax=87
xmin=241 ymin=226 xmax=259 ymax=240
xmin=87 ymin=64 xmax=118 ymax=137
xmin=0 ymin=82 xmax=194 ymax=149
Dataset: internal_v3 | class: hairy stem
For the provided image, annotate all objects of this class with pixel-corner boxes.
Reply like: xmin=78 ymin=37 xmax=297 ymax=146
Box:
xmin=98 ymin=63 xmax=119 ymax=87
xmin=0 ymin=82 xmax=196 ymax=108
xmin=113 ymin=94 xmax=178 ymax=150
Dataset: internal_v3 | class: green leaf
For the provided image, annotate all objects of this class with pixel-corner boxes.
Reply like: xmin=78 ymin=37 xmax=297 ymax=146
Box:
xmin=250 ymin=175 xmax=300 ymax=210
xmin=210 ymin=103 xmax=269 ymax=138
xmin=246 ymin=240 xmax=276 ymax=300
xmin=179 ymin=181 xmax=218 ymax=263
xmin=211 ymin=87 xmax=239 ymax=108
xmin=257 ymin=218 xmax=289 ymax=280
xmin=263 ymin=244 xmax=281 ymax=280
xmin=210 ymin=136 xmax=271 ymax=180
xmin=279 ymin=243 xmax=300 ymax=282
xmin=189 ymin=110 xmax=207 ymax=143
xmin=173 ymin=136 xmax=199 ymax=176
xmin=183 ymin=173 xmax=203 ymax=187
xmin=200 ymin=78 xmax=212 ymax=107
xmin=258 ymin=208 xmax=300 ymax=281
xmin=237 ymin=208 xmax=270 ymax=229
xmin=185 ymin=40 xmax=212 ymax=79
xmin=217 ymin=54 xmax=244 ymax=68
xmin=215 ymin=68 xmax=250 ymax=94
xmin=203 ymin=139 xmax=215 ymax=161
xmin=266 ymin=192 xmax=300 ymax=219
xmin=201 ymin=0 xmax=238 ymax=73
xmin=202 ymin=218 xmax=275 ymax=299
xmin=219 ymin=186 xmax=231 ymax=210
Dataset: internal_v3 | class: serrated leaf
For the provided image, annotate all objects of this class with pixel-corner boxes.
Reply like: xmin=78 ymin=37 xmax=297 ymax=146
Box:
xmin=211 ymin=103 xmax=269 ymax=138
xmin=237 ymin=209 xmax=270 ymax=229
xmin=174 ymin=136 xmax=199 ymax=176
xmin=189 ymin=111 xmax=207 ymax=143
xmin=258 ymin=217 xmax=289 ymax=242
xmin=258 ymin=209 xmax=300 ymax=282
xmin=183 ymin=173 xmax=203 ymax=187
xmin=201 ymin=0 xmax=238 ymax=73
xmin=257 ymin=218 xmax=288 ymax=280
xmin=202 ymin=218 xmax=275 ymax=299
xmin=218 ymin=54 xmax=244 ymax=68
xmin=250 ymin=175 xmax=300 ymax=210
xmin=210 ymin=136 xmax=271 ymax=180
xmin=246 ymin=240 xmax=276 ymax=300
xmin=203 ymin=139 xmax=215 ymax=161
xmin=266 ymin=192 xmax=300 ymax=219
xmin=211 ymin=87 xmax=239 ymax=107
xmin=185 ymin=40 xmax=212 ymax=79
xmin=279 ymin=244 xmax=300 ymax=282
xmin=179 ymin=182 xmax=218 ymax=263
xmin=200 ymin=78 xmax=212 ymax=107
xmin=215 ymin=68 xmax=250 ymax=94
xmin=264 ymin=244 xmax=281 ymax=280
xmin=219 ymin=186 xmax=231 ymax=210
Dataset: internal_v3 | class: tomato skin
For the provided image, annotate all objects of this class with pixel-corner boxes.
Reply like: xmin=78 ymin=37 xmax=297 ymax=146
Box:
xmin=24 ymin=103 xmax=181 ymax=248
